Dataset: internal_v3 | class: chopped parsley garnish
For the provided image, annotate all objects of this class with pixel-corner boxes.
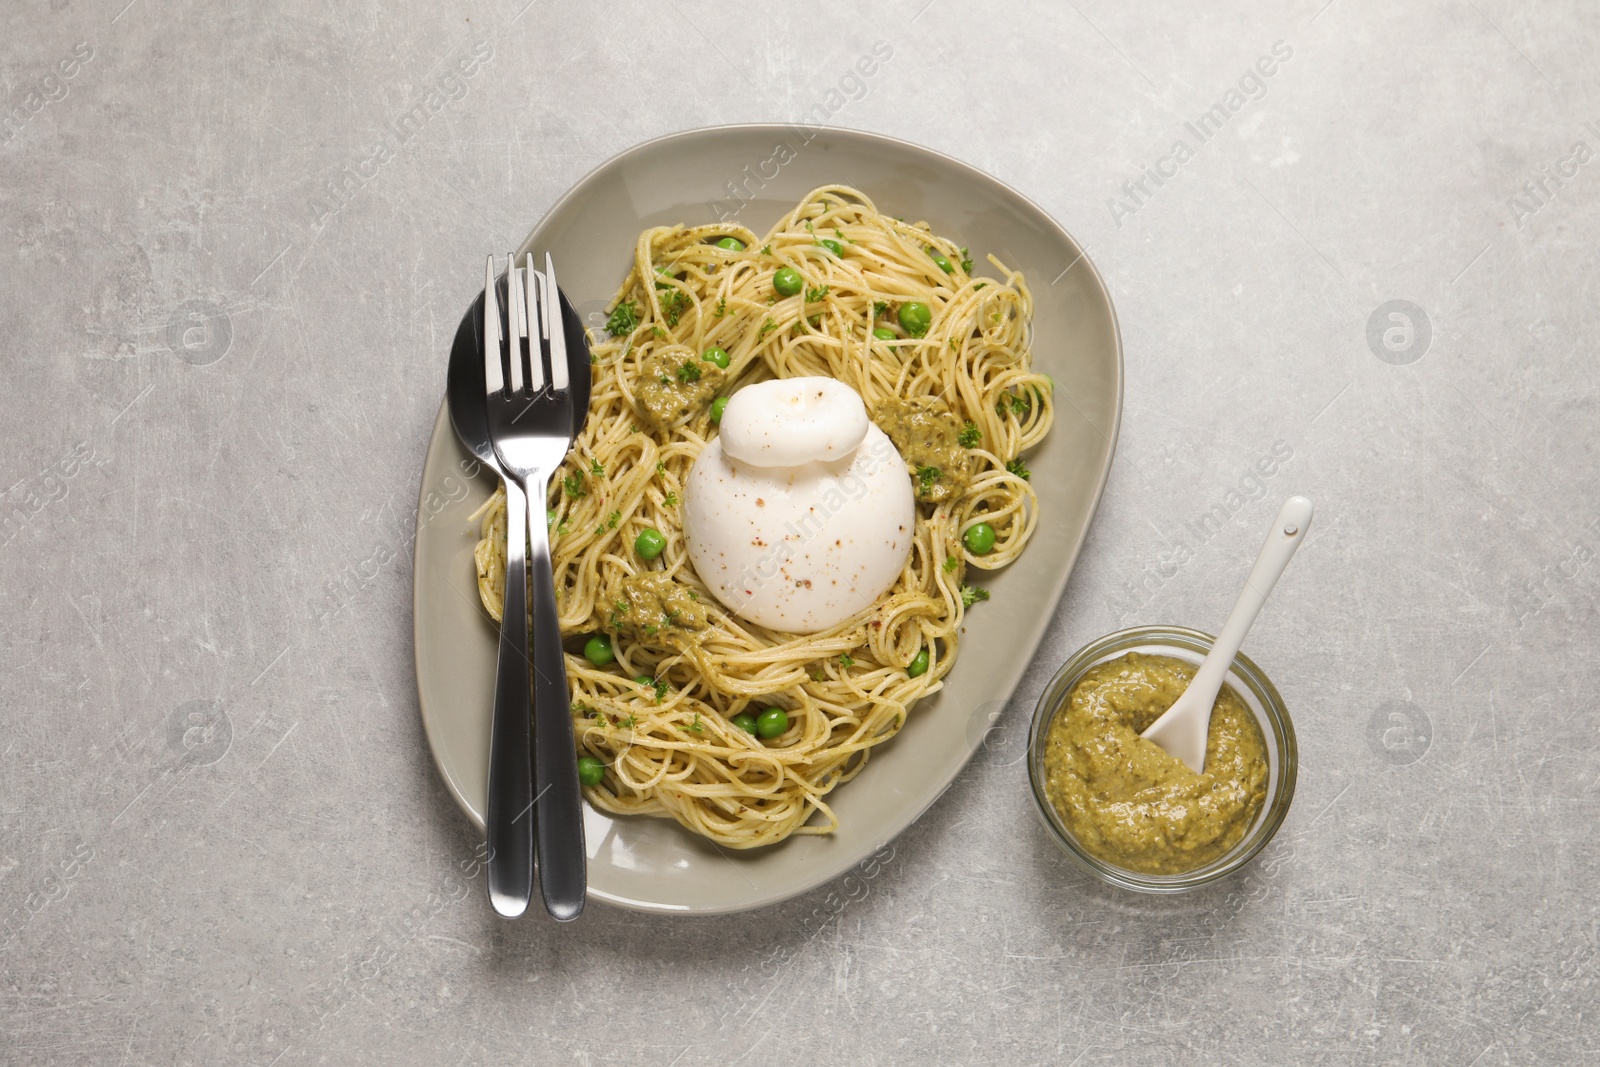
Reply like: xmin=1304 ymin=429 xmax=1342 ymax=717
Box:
xmin=556 ymin=520 xmax=570 ymax=535
xmin=547 ymin=508 xmax=559 ymax=527
xmin=714 ymin=296 xmax=728 ymax=318
xmin=915 ymin=465 xmax=941 ymax=497
xmin=804 ymin=284 xmax=829 ymax=303
xmin=687 ymin=712 xmax=703 ymax=732
xmin=651 ymin=326 xmax=668 ymax=340
xmin=589 ymin=458 xmax=605 ymax=477
xmin=570 ymin=699 xmax=590 ymax=715
xmin=1006 ymin=457 xmax=1031 ymax=481
xmin=760 ymin=245 xmax=772 ymax=256
xmin=838 ymin=653 xmax=854 ymax=668
xmin=960 ymin=585 xmax=990 ymax=608
xmin=960 ymin=247 xmax=973 ymax=273
xmin=619 ymin=714 xmax=638 ymax=729
xmin=655 ymin=461 xmax=667 ymax=475
xmin=562 ymin=473 xmax=586 ymax=499
xmin=661 ymin=289 xmax=692 ymax=326
xmin=958 ymin=422 xmax=981 ymax=448
xmin=609 ymin=598 xmax=629 ymax=626
xmin=663 ymin=492 xmax=678 ymax=507
xmin=973 ymin=282 xmax=987 ymax=290
xmin=996 ymin=391 xmax=1032 ymax=418
xmin=605 ymin=301 xmax=639 ymax=336
xmin=676 ymin=361 xmax=702 ymax=384
xmin=606 ymin=510 xmax=620 ymax=529
xmin=758 ymin=318 xmax=778 ymax=338
xmin=943 ymin=555 xmax=960 ymax=573
xmin=872 ymin=300 xmax=889 ymax=317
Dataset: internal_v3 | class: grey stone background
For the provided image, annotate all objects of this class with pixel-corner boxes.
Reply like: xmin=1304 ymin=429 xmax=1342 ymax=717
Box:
xmin=2 ymin=0 xmax=1595 ymax=1063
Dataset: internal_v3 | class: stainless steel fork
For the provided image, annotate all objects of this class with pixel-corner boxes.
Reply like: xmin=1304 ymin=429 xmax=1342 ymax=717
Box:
xmin=482 ymin=251 xmax=586 ymax=922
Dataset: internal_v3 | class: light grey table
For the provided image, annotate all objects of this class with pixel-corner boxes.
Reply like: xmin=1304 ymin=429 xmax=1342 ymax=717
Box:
xmin=3 ymin=1 xmax=1595 ymax=1064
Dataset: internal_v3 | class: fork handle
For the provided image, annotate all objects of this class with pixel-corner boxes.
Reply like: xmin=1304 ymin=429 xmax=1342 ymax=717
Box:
xmin=522 ymin=470 xmax=587 ymax=920
xmin=486 ymin=478 xmax=535 ymax=918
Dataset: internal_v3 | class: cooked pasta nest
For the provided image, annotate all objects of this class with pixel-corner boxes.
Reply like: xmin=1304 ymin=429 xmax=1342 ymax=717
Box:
xmin=472 ymin=185 xmax=1052 ymax=848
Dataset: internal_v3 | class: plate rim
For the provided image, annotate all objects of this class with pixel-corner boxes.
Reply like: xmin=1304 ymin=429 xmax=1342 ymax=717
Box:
xmin=413 ymin=122 xmax=1123 ymax=914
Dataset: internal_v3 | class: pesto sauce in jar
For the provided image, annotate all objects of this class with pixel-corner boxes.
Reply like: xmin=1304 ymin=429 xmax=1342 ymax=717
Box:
xmin=1042 ymin=651 xmax=1268 ymax=875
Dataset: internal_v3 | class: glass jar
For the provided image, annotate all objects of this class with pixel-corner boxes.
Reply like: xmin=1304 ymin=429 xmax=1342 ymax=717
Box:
xmin=1026 ymin=625 xmax=1298 ymax=893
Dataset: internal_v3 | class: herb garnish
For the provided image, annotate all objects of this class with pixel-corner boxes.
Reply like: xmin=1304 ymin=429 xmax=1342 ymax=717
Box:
xmin=605 ymin=301 xmax=639 ymax=336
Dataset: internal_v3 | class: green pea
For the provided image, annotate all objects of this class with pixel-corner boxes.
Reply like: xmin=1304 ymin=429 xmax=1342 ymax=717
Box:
xmin=701 ymin=346 xmax=730 ymax=369
xmin=908 ymin=649 xmax=930 ymax=677
xmin=872 ymin=327 xmax=898 ymax=341
xmin=772 ymin=267 xmax=803 ymax=297
xmin=577 ymin=755 xmax=605 ymax=786
xmin=756 ymin=707 xmax=789 ymax=738
xmin=732 ymin=711 xmax=759 ymax=735
xmin=634 ymin=675 xmax=653 ymax=686
xmin=715 ymin=236 xmax=744 ymax=251
xmin=819 ymin=238 xmax=843 ymax=256
xmin=583 ymin=634 xmax=614 ymax=666
xmin=710 ymin=396 xmax=729 ymax=423
xmin=927 ymin=246 xmax=954 ymax=273
xmin=634 ymin=528 xmax=666 ymax=560
xmin=963 ymin=522 xmax=997 ymax=555
xmin=898 ymin=301 xmax=932 ymax=337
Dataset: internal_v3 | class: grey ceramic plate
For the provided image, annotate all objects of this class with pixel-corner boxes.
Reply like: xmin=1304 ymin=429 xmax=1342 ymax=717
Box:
xmin=413 ymin=125 xmax=1122 ymax=914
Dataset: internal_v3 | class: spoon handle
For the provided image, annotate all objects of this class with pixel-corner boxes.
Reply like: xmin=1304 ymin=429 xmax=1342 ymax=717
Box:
xmin=486 ymin=477 xmax=535 ymax=918
xmin=1191 ymin=496 xmax=1314 ymax=698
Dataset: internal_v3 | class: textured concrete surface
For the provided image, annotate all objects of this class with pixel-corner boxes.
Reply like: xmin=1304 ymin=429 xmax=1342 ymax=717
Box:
xmin=2 ymin=0 xmax=1597 ymax=1064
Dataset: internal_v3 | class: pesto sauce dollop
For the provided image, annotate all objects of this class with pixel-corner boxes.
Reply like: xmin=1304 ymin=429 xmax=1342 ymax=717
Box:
xmin=873 ymin=396 xmax=970 ymax=504
xmin=1042 ymin=651 xmax=1268 ymax=875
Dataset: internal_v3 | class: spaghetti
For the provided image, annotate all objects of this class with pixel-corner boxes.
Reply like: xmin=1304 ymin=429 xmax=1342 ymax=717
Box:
xmin=471 ymin=185 xmax=1052 ymax=848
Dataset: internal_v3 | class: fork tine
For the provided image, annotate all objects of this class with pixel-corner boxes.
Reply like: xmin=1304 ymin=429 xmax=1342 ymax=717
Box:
xmin=505 ymin=254 xmax=526 ymax=395
xmin=545 ymin=252 xmax=569 ymax=390
xmin=483 ymin=255 xmax=503 ymax=396
xmin=524 ymin=253 xmax=546 ymax=392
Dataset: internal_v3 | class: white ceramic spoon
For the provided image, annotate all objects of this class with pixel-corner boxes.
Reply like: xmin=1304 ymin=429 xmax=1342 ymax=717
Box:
xmin=1141 ymin=496 xmax=1314 ymax=773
